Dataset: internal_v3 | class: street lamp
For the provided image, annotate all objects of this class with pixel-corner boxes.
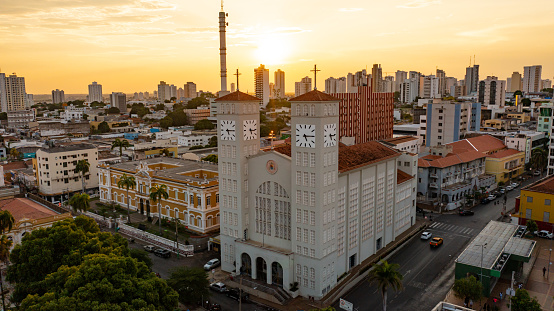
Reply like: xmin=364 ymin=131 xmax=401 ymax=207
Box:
xmin=475 ymin=243 xmax=487 ymax=307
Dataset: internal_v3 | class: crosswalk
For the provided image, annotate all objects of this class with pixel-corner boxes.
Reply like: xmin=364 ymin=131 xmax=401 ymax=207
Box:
xmin=428 ymin=222 xmax=475 ymax=235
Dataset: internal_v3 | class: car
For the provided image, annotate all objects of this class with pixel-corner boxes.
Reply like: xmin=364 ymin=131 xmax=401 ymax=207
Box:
xmin=459 ymin=210 xmax=475 ymax=216
xmin=204 ymin=258 xmax=221 ymax=270
xmin=430 ymin=237 xmax=443 ymax=247
xmin=143 ymin=245 xmax=157 ymax=252
xmin=226 ymin=288 xmax=250 ymax=302
xmin=486 ymin=195 xmax=496 ymax=201
xmin=511 ymin=182 xmax=520 ymax=188
xmin=154 ymin=248 xmax=171 ymax=258
xmin=481 ymin=198 xmax=490 ymax=204
xmin=208 ymin=303 xmax=222 ymax=311
xmin=421 ymin=231 xmax=432 ymax=240
xmin=535 ymin=230 xmax=554 ymax=239
xmin=534 ymin=170 xmax=541 ymax=176
xmin=499 ymin=188 xmax=506 ymax=194
xmin=506 ymin=185 xmax=513 ymax=191
xmin=209 ymin=282 xmax=227 ymax=293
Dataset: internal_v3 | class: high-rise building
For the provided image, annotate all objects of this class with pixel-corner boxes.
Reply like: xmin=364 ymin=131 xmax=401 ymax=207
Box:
xmin=110 ymin=92 xmax=127 ymax=112
xmin=254 ymin=64 xmax=270 ymax=107
xmin=419 ymin=75 xmax=440 ymax=99
xmin=144 ymin=91 xmax=150 ymax=99
xmin=0 ymin=73 xmax=27 ymax=112
xmin=477 ymin=76 xmax=506 ymax=108
xmin=52 ymin=89 xmax=65 ymax=104
xmin=409 ymin=71 xmax=421 ymax=98
xmin=445 ymin=77 xmax=457 ymax=95
xmin=295 ymin=76 xmax=312 ymax=97
xmin=400 ymin=78 xmax=419 ymax=103
xmin=177 ymin=88 xmax=184 ymax=100
xmin=324 ymin=77 xmax=347 ymax=94
xmin=509 ymin=72 xmax=522 ymax=92
xmin=464 ymin=65 xmax=479 ymax=95
xmin=219 ymin=8 xmax=228 ymax=94
xmin=274 ymin=69 xmax=285 ymax=98
xmin=230 ymin=83 xmax=236 ymax=93
xmin=382 ymin=76 xmax=395 ymax=93
xmin=88 ymin=81 xmax=103 ymax=103
xmin=169 ymin=84 xmax=177 ymax=100
xmin=395 ymin=71 xmax=407 ymax=92
xmin=523 ymin=65 xmax=542 ymax=93
xmin=158 ymin=81 xmax=170 ymax=101
xmin=330 ymin=84 xmax=394 ymax=143
xmin=184 ymin=82 xmax=197 ymax=98
xmin=436 ymin=69 xmax=446 ymax=97
xmin=269 ymin=83 xmax=275 ymax=99
xmin=371 ymin=64 xmax=383 ymax=92
xmin=541 ymin=79 xmax=552 ymax=90
xmin=347 ymin=70 xmax=368 ymax=93
xmin=26 ymin=94 xmax=34 ymax=108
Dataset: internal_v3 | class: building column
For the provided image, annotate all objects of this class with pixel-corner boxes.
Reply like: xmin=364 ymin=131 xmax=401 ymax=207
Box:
xmin=251 ymin=256 xmax=257 ymax=280
xmin=267 ymin=261 xmax=272 ymax=285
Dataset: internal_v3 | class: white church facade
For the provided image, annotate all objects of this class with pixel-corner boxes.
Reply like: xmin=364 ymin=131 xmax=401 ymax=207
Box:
xmin=216 ymin=90 xmax=417 ymax=299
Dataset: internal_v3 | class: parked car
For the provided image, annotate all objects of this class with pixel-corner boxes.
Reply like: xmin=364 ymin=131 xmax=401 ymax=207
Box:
xmin=499 ymin=188 xmax=506 ymax=194
xmin=506 ymin=185 xmax=513 ymax=191
xmin=459 ymin=210 xmax=475 ymax=216
xmin=209 ymin=282 xmax=227 ymax=293
xmin=535 ymin=230 xmax=554 ymax=239
xmin=481 ymin=198 xmax=490 ymax=204
xmin=154 ymin=248 xmax=171 ymax=258
xmin=421 ymin=231 xmax=433 ymax=240
xmin=208 ymin=303 xmax=222 ymax=311
xmin=226 ymin=288 xmax=250 ymax=302
xmin=204 ymin=258 xmax=221 ymax=270
xmin=486 ymin=195 xmax=496 ymax=201
xmin=143 ymin=245 xmax=157 ymax=252
xmin=511 ymin=182 xmax=520 ymax=188
xmin=534 ymin=170 xmax=541 ymax=176
xmin=430 ymin=237 xmax=443 ymax=247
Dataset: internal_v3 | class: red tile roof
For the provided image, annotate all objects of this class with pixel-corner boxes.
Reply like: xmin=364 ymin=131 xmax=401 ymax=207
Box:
xmin=289 ymin=90 xmax=339 ymax=102
xmin=448 ymin=135 xmax=506 ymax=154
xmin=524 ymin=175 xmax=554 ymax=195
xmin=397 ymin=170 xmax=413 ymax=184
xmin=215 ymin=91 xmax=260 ymax=102
xmin=2 ymin=161 xmax=28 ymax=172
xmin=381 ymin=136 xmax=419 ymax=145
xmin=487 ymin=148 xmax=523 ymax=158
xmin=0 ymin=198 xmax=58 ymax=222
xmin=418 ymin=150 xmax=485 ymax=168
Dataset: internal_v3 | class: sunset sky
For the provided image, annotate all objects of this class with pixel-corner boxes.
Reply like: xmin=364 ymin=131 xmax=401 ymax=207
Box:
xmin=1 ymin=0 xmax=553 ymax=95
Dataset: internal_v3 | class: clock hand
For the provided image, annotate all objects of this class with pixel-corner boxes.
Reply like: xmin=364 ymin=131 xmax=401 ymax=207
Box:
xmin=249 ymin=128 xmax=255 ymax=133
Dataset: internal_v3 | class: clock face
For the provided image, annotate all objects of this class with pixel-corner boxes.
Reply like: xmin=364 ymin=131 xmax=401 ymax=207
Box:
xmin=243 ymin=119 xmax=258 ymax=140
xmin=324 ymin=123 xmax=337 ymax=147
xmin=220 ymin=120 xmax=236 ymax=141
xmin=295 ymin=124 xmax=316 ymax=148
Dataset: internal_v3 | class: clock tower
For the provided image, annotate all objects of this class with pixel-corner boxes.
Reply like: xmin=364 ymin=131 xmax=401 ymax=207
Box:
xmin=215 ymin=91 xmax=261 ymax=272
xmin=290 ymin=90 xmax=340 ymax=297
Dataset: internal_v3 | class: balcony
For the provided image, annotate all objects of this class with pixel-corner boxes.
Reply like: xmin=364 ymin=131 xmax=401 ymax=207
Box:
xmin=430 ymin=183 xmax=438 ymax=189
xmin=430 ymin=173 xmax=438 ymax=178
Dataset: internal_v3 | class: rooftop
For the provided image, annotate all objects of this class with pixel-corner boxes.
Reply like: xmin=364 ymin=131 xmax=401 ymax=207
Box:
xmin=397 ymin=170 xmax=413 ymax=184
xmin=289 ymin=90 xmax=339 ymax=102
xmin=418 ymin=150 xmax=485 ymax=168
xmin=381 ymin=135 xmax=419 ymax=146
xmin=486 ymin=148 xmax=523 ymax=159
xmin=40 ymin=143 xmax=97 ymax=153
xmin=522 ymin=175 xmax=554 ymax=195
xmin=214 ymin=91 xmax=260 ymax=102
xmin=0 ymin=198 xmax=59 ymax=222
xmin=448 ymin=135 xmax=506 ymax=154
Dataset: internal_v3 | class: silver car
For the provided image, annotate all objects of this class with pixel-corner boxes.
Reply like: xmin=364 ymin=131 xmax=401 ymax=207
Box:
xmin=204 ymin=258 xmax=221 ymax=270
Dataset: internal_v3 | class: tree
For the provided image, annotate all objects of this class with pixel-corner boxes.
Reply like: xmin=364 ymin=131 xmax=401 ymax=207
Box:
xmin=154 ymin=103 xmax=166 ymax=111
xmin=98 ymin=121 xmax=111 ymax=133
xmin=0 ymin=113 xmax=6 ymax=121
xmin=129 ymin=248 xmax=153 ymax=271
xmin=207 ymin=135 xmax=217 ymax=147
xmin=106 ymin=106 xmax=121 ymax=114
xmin=531 ymin=148 xmax=547 ymax=171
xmin=514 ymin=90 xmax=523 ymax=97
xmin=74 ymin=159 xmax=90 ymax=193
xmin=0 ymin=234 xmax=12 ymax=310
xmin=194 ymin=119 xmax=215 ymax=130
xmin=527 ymin=219 xmax=538 ymax=235
xmin=161 ymin=148 xmax=171 ymax=157
xmin=160 ymin=116 xmax=173 ymax=129
xmin=68 ymin=193 xmax=90 ymax=213
xmin=167 ymin=267 xmax=210 ymax=305
xmin=521 ymin=98 xmax=532 ymax=107
xmin=167 ymin=109 xmax=189 ymax=126
xmin=150 ymin=184 xmax=169 ymax=235
xmin=186 ymin=97 xmax=209 ymax=109
xmin=117 ymin=174 xmax=136 ymax=223
xmin=19 ymin=254 xmax=178 ymax=310
xmin=260 ymin=124 xmax=271 ymax=137
xmin=130 ymin=103 xmax=150 ymax=118
xmin=510 ymin=288 xmax=542 ymax=311
xmin=0 ymin=210 xmax=15 ymax=234
xmin=9 ymin=148 xmax=20 ymax=161
xmin=368 ymin=260 xmax=404 ymax=311
xmin=111 ymin=138 xmax=131 ymax=157
xmin=7 ymin=217 xmax=129 ymax=303
xmin=452 ymin=276 xmax=483 ymax=304
xmin=202 ymin=154 xmax=218 ymax=163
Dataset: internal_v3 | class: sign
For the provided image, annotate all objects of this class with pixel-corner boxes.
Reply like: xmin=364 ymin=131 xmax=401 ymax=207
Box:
xmin=339 ymin=298 xmax=353 ymax=311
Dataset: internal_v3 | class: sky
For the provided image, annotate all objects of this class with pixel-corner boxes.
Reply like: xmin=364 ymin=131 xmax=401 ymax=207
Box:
xmin=1 ymin=0 xmax=554 ymax=95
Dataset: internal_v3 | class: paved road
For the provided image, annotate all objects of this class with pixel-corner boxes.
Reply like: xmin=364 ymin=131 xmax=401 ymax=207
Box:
xmin=336 ymin=176 xmax=540 ymax=311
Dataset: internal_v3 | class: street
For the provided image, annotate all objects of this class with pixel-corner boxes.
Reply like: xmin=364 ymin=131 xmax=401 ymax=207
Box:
xmin=335 ymin=176 xmax=537 ymax=311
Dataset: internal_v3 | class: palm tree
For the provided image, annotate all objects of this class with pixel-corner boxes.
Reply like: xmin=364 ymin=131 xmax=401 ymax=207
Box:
xmin=161 ymin=148 xmax=171 ymax=157
xmin=368 ymin=260 xmax=404 ymax=311
xmin=9 ymin=148 xmax=20 ymax=161
xmin=0 ymin=234 xmax=12 ymax=311
xmin=117 ymin=174 xmax=136 ymax=223
xmin=0 ymin=211 xmax=14 ymax=234
xmin=111 ymin=138 xmax=131 ymax=157
xmin=74 ymin=159 xmax=90 ymax=193
xmin=149 ymin=184 xmax=169 ymax=235
xmin=68 ymin=193 xmax=90 ymax=214
xmin=531 ymin=148 xmax=548 ymax=171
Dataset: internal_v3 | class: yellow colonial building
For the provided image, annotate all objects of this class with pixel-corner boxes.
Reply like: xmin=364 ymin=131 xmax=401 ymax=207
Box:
xmin=484 ymin=149 xmax=525 ymax=184
xmin=516 ymin=175 xmax=554 ymax=231
xmin=98 ymin=157 xmax=219 ymax=234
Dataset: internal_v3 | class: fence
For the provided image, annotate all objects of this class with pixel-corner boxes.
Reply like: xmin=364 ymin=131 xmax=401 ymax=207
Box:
xmin=116 ymin=222 xmax=194 ymax=257
xmin=26 ymin=193 xmax=72 ymax=214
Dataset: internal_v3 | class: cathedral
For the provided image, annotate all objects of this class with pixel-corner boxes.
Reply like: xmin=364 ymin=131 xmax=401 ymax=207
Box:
xmin=216 ymin=89 xmax=417 ymax=299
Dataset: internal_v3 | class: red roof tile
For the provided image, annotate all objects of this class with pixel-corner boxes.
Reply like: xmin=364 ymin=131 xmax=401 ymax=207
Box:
xmin=397 ymin=170 xmax=413 ymax=184
xmin=289 ymin=90 xmax=339 ymax=102
xmin=381 ymin=136 xmax=419 ymax=145
xmin=418 ymin=150 xmax=486 ymax=168
xmin=525 ymin=175 xmax=554 ymax=195
xmin=0 ymin=198 xmax=58 ymax=222
xmin=448 ymin=135 xmax=506 ymax=154
xmin=215 ymin=91 xmax=260 ymax=102
xmin=2 ymin=161 xmax=28 ymax=172
xmin=487 ymin=148 xmax=523 ymax=158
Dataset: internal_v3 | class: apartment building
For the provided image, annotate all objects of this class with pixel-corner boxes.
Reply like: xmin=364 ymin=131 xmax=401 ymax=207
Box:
xmin=88 ymin=82 xmax=103 ymax=103
xmin=477 ymin=76 xmax=506 ymax=108
xmin=183 ymin=107 xmax=210 ymax=124
xmin=7 ymin=109 xmax=35 ymax=129
xmin=254 ymin=64 xmax=270 ymax=108
xmin=523 ymin=66 xmax=542 ymax=93
xmin=0 ymin=73 xmax=27 ymax=112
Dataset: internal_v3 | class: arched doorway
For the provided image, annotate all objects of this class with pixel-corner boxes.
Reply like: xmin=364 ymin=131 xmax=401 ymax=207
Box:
xmin=256 ymin=257 xmax=267 ymax=282
xmin=271 ymin=262 xmax=283 ymax=287
xmin=241 ymin=253 xmax=252 ymax=276
xmin=140 ymin=198 xmax=144 ymax=215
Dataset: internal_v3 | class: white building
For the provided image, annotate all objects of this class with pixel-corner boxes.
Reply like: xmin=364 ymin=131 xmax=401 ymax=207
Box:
xmin=381 ymin=136 xmax=422 ymax=154
xmin=110 ymin=92 xmax=127 ymax=112
xmin=274 ymin=70 xmax=285 ymax=98
xmin=88 ymin=81 xmax=103 ymax=103
xmin=347 ymin=70 xmax=368 ymax=93
xmin=503 ymin=131 xmax=545 ymax=164
xmin=395 ymin=71 xmax=407 ymax=92
xmin=184 ymin=82 xmax=197 ymax=98
xmin=0 ymin=73 xmax=27 ymax=112
xmin=542 ymin=79 xmax=552 ymax=90
xmin=400 ymin=78 xmax=418 ymax=103
xmin=295 ymin=76 xmax=312 ymax=97
xmin=523 ymin=65 xmax=542 ymax=93
xmin=254 ymin=64 xmax=270 ymax=108
xmin=477 ymin=76 xmax=506 ymax=108
xmin=52 ymin=89 xmax=65 ymax=104
xmin=216 ymin=90 xmax=416 ymax=299
xmin=158 ymin=81 xmax=171 ymax=101
xmin=325 ymin=77 xmax=347 ymax=94
xmin=178 ymin=134 xmax=213 ymax=147
xmin=7 ymin=109 xmax=35 ymax=129
xmin=419 ymin=75 xmax=440 ymax=99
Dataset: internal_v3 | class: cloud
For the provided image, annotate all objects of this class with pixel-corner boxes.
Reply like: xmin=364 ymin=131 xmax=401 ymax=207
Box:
xmin=339 ymin=8 xmax=364 ymax=12
xmin=397 ymin=0 xmax=441 ymax=9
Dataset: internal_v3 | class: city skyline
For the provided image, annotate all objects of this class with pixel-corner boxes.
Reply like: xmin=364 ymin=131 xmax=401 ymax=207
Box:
xmin=2 ymin=0 xmax=554 ymax=94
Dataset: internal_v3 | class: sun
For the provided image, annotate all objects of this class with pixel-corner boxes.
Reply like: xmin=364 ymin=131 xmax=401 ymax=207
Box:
xmin=254 ymin=35 xmax=290 ymax=66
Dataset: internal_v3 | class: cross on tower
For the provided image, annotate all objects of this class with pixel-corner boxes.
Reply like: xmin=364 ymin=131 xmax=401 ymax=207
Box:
xmin=234 ymin=68 xmax=241 ymax=91
xmin=311 ymin=64 xmax=321 ymax=90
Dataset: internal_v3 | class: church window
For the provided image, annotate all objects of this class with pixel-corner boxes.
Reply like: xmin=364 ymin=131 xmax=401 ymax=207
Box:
xmin=297 ymin=264 xmax=301 ymax=275
xmin=297 ymin=245 xmax=302 ymax=254
xmin=310 ymin=249 xmax=315 ymax=258
xmin=234 ymin=213 xmax=238 ymax=226
xmin=233 ymin=197 xmax=237 ymax=209
xmin=232 ymin=146 xmax=236 ymax=158
xmin=296 ymin=105 xmax=301 ymax=116
xmin=310 ymin=153 xmax=315 ymax=167
xmin=233 ymin=180 xmax=237 ymax=192
xmin=310 ymin=173 xmax=315 ymax=188
xmin=310 ymin=268 xmax=315 ymax=279
xmin=324 ymin=105 xmax=328 ymax=116
xmin=296 ymin=190 xmax=301 ymax=204
xmin=296 ymin=152 xmax=301 ymax=166
xmin=303 ymin=247 xmax=308 ymax=256
xmin=310 ymin=104 xmax=315 ymax=116
xmin=310 ymin=230 xmax=315 ymax=244
xmin=303 ymin=152 xmax=308 ymax=166
xmin=324 ymin=173 xmax=328 ymax=187
xmin=207 ymin=195 xmax=211 ymax=206
xmin=349 ymin=219 xmax=358 ymax=249
xmin=303 ymin=172 xmax=309 ymax=187
xmin=303 ymin=191 xmax=308 ymax=206
xmin=304 ymin=210 xmax=308 ymax=224
xmin=303 ymin=105 xmax=308 ymax=116
xmin=296 ymin=227 xmax=301 ymax=241
xmin=310 ymin=211 xmax=315 ymax=225
xmin=296 ymin=171 xmax=301 ymax=185
xmin=232 ymin=163 xmax=237 ymax=175
xmin=297 ymin=209 xmax=302 ymax=223
xmin=303 ymin=229 xmax=308 ymax=243
xmin=244 ymin=180 xmax=248 ymax=191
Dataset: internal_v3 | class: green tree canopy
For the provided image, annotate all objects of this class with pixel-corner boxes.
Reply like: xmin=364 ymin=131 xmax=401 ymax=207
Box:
xmin=167 ymin=110 xmax=189 ymax=127
xmin=98 ymin=121 xmax=111 ymax=133
xmin=7 ymin=217 xmax=130 ymax=303
xmin=106 ymin=107 xmax=121 ymax=114
xmin=368 ymin=260 xmax=404 ymax=311
xmin=129 ymin=248 xmax=153 ymax=271
xmin=514 ymin=90 xmax=523 ymax=96
xmin=207 ymin=136 xmax=217 ymax=147
xmin=452 ymin=276 xmax=483 ymax=302
xmin=194 ymin=119 xmax=215 ymax=130
xmin=154 ymin=103 xmax=166 ymax=111
xmin=521 ymin=98 xmax=532 ymax=107
xmin=202 ymin=154 xmax=218 ymax=163
xmin=167 ymin=267 xmax=210 ymax=305
xmin=186 ymin=97 xmax=209 ymax=109
xmin=526 ymin=219 xmax=538 ymax=234
xmin=510 ymin=288 xmax=542 ymax=311
xmin=19 ymin=254 xmax=178 ymax=311
xmin=0 ymin=113 xmax=7 ymax=121
xmin=68 ymin=193 xmax=90 ymax=213
xmin=130 ymin=103 xmax=150 ymax=118
xmin=160 ymin=116 xmax=173 ymax=129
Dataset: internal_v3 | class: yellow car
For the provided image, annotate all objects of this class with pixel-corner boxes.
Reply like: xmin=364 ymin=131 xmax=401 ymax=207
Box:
xmin=430 ymin=237 xmax=443 ymax=248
